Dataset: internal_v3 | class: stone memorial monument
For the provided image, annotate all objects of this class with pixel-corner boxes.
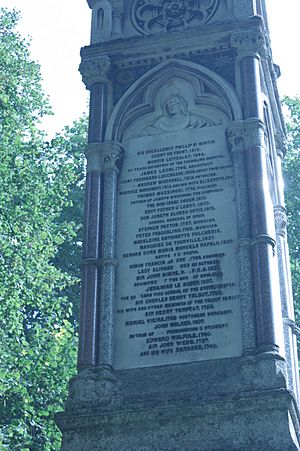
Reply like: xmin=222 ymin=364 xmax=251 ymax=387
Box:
xmin=56 ymin=0 xmax=300 ymax=449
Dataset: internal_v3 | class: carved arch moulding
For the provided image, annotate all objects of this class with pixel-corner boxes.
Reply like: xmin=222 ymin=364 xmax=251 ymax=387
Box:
xmin=105 ymin=59 xmax=242 ymax=142
xmin=131 ymin=0 xmax=220 ymax=34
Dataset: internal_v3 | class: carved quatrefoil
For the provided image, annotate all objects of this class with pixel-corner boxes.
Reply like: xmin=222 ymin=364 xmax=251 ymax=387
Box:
xmin=132 ymin=0 xmax=219 ymax=34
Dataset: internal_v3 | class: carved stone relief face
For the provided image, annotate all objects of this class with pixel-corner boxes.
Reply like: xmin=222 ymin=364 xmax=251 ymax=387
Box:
xmin=123 ymin=78 xmax=225 ymax=139
xmin=165 ymin=94 xmax=186 ymax=116
xmin=144 ymin=89 xmax=217 ymax=134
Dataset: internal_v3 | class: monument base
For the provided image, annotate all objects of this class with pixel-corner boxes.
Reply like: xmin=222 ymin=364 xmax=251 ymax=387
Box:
xmin=56 ymin=357 xmax=300 ymax=450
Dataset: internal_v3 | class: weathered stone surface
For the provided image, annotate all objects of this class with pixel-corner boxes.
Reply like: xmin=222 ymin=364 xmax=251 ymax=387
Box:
xmin=58 ymin=388 xmax=299 ymax=450
xmin=57 ymin=0 xmax=300 ymax=448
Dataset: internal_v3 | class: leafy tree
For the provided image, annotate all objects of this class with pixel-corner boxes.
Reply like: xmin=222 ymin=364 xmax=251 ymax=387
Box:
xmin=51 ymin=118 xmax=87 ymax=324
xmin=282 ymin=96 xmax=300 ymax=320
xmin=0 ymin=8 xmax=86 ymax=450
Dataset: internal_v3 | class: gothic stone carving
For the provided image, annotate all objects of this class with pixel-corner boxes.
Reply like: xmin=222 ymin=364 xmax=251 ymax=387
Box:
xmin=144 ymin=89 xmax=217 ymax=134
xmin=230 ymin=28 xmax=269 ymax=60
xmin=226 ymin=119 xmax=267 ymax=154
xmin=79 ymin=55 xmax=111 ymax=89
xmin=274 ymin=206 xmax=287 ymax=238
xmin=85 ymin=142 xmax=124 ymax=172
xmin=110 ymin=49 xmax=236 ymax=104
xmin=132 ymin=0 xmax=219 ymax=34
xmin=102 ymin=142 xmax=124 ymax=172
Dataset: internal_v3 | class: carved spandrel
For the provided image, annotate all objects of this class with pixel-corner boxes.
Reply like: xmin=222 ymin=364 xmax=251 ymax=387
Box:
xmin=111 ymin=50 xmax=236 ymax=104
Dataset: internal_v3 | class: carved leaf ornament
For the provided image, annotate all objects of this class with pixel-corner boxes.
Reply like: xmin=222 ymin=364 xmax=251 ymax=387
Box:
xmin=132 ymin=0 xmax=219 ymax=34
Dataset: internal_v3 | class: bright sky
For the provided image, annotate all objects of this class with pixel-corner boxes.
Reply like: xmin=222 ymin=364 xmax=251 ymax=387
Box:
xmin=1 ymin=0 xmax=299 ymax=138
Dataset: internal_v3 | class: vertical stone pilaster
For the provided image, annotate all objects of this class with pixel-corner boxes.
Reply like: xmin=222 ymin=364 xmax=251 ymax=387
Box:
xmin=231 ymin=27 xmax=268 ymax=120
xmin=112 ymin=4 xmax=123 ymax=38
xmin=78 ymin=144 xmax=103 ymax=368
xmin=77 ymin=56 xmax=111 ymax=368
xmin=80 ymin=55 xmax=111 ymax=142
xmin=98 ymin=142 xmax=123 ymax=367
xmin=226 ymin=123 xmax=256 ymax=355
xmin=88 ymin=82 xmax=108 ymax=142
xmin=245 ymin=119 xmax=281 ymax=354
xmin=227 ymin=118 xmax=282 ymax=356
xmin=231 ymin=31 xmax=283 ymax=356
xmin=66 ymin=142 xmax=124 ymax=411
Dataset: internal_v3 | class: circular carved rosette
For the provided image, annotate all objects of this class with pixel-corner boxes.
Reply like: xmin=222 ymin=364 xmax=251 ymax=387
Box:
xmin=132 ymin=0 xmax=219 ymax=34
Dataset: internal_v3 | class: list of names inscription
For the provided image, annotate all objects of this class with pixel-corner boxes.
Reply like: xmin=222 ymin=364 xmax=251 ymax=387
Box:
xmin=114 ymin=126 xmax=242 ymax=369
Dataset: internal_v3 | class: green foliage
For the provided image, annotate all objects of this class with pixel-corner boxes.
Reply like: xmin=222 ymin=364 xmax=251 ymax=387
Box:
xmin=282 ymin=96 xmax=300 ymax=319
xmin=51 ymin=118 xmax=87 ymax=323
xmin=0 ymin=8 xmax=87 ymax=450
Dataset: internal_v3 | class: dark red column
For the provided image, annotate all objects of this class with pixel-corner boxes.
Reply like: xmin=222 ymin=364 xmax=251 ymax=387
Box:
xmin=240 ymin=53 xmax=281 ymax=354
xmin=77 ymin=57 xmax=110 ymax=368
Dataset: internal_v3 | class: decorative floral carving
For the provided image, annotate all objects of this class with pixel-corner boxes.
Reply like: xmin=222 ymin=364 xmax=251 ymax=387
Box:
xmin=85 ymin=142 xmax=124 ymax=172
xmin=79 ymin=55 xmax=111 ymax=89
xmin=132 ymin=0 xmax=219 ymax=34
xmin=226 ymin=119 xmax=267 ymax=154
xmin=102 ymin=142 xmax=124 ymax=172
xmin=275 ymin=131 xmax=287 ymax=158
xmin=230 ymin=29 xmax=268 ymax=60
xmin=274 ymin=206 xmax=287 ymax=238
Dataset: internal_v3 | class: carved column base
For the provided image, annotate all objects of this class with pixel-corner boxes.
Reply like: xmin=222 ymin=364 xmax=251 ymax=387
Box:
xmin=65 ymin=365 xmax=123 ymax=411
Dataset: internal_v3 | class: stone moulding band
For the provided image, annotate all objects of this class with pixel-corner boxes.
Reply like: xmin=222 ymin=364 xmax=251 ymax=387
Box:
xmin=81 ymin=257 xmax=118 ymax=267
xmin=100 ymin=257 xmax=118 ymax=267
xmin=283 ymin=318 xmax=300 ymax=337
xmin=236 ymin=235 xmax=276 ymax=250
xmin=251 ymin=233 xmax=276 ymax=248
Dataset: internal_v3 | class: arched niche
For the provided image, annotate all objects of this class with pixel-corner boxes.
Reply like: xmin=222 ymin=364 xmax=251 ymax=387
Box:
xmin=105 ymin=59 xmax=242 ymax=142
xmin=91 ymin=0 xmax=112 ymax=44
xmin=110 ymin=59 xmax=246 ymax=370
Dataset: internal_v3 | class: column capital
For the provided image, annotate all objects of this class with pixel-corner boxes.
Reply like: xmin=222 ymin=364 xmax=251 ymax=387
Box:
xmin=274 ymin=205 xmax=287 ymax=238
xmin=226 ymin=119 xmax=266 ymax=154
xmin=275 ymin=131 xmax=288 ymax=159
xmin=85 ymin=142 xmax=103 ymax=172
xmin=79 ymin=55 xmax=111 ymax=89
xmin=102 ymin=141 xmax=124 ymax=172
xmin=85 ymin=141 xmax=124 ymax=173
xmin=230 ymin=28 xmax=268 ymax=61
